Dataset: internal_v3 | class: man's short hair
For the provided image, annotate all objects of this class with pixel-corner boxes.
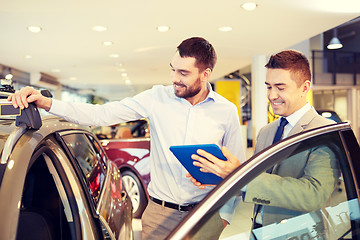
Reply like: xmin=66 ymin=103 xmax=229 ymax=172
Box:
xmin=177 ymin=37 xmax=217 ymax=72
xmin=265 ymin=50 xmax=311 ymax=86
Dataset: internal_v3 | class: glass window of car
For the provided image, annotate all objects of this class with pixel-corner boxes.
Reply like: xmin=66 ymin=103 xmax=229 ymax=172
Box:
xmin=96 ymin=160 xmax=133 ymax=239
xmin=62 ymin=133 xmax=106 ymax=206
xmin=170 ymin=126 xmax=360 ymax=239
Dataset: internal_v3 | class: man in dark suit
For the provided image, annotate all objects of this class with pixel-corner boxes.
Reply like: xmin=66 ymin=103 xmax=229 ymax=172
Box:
xmin=190 ymin=49 xmax=340 ymax=228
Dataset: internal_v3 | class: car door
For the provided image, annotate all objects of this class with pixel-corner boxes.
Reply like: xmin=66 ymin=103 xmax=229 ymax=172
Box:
xmin=59 ymin=131 xmax=132 ymax=240
xmin=167 ymin=123 xmax=360 ymax=240
xmin=15 ymin=137 xmax=98 ymax=240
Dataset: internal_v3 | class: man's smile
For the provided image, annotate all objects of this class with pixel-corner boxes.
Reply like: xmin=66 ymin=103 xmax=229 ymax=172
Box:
xmin=174 ymin=82 xmax=186 ymax=89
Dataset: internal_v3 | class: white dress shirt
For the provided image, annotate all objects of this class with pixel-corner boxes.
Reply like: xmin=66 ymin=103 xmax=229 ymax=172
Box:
xmin=49 ymin=84 xmax=246 ymax=210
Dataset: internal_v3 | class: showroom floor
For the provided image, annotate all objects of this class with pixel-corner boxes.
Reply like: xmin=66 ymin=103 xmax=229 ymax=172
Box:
xmin=133 ymin=219 xmax=142 ymax=240
xmin=131 ymin=202 xmax=254 ymax=240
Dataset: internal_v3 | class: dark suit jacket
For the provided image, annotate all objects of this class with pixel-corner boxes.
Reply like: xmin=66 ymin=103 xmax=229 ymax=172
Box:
xmin=244 ymin=107 xmax=340 ymax=225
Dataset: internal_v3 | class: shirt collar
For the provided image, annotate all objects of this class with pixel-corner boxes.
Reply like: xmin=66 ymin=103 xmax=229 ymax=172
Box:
xmin=205 ymin=82 xmax=216 ymax=102
xmin=284 ymin=103 xmax=311 ymax=127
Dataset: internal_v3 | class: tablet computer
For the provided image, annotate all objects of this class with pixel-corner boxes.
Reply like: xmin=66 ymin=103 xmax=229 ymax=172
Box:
xmin=169 ymin=144 xmax=226 ymax=184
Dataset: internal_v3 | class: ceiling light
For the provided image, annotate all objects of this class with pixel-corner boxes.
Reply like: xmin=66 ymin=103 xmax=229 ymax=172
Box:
xmin=125 ymin=79 xmax=131 ymax=85
xmin=5 ymin=73 xmax=13 ymax=80
xmin=121 ymin=73 xmax=127 ymax=77
xmin=103 ymin=41 xmax=113 ymax=46
xmin=157 ymin=26 xmax=170 ymax=32
xmin=69 ymin=77 xmax=77 ymax=81
xmin=321 ymin=112 xmax=332 ymax=118
xmin=92 ymin=26 xmax=107 ymax=32
xmin=24 ymin=55 xmax=32 ymax=59
xmin=27 ymin=26 xmax=42 ymax=33
xmin=327 ymin=37 xmax=343 ymax=49
xmin=218 ymin=26 xmax=232 ymax=32
xmin=51 ymin=69 xmax=61 ymax=73
xmin=241 ymin=2 xmax=257 ymax=11
xmin=327 ymin=28 xmax=343 ymax=50
xmin=1 ymin=67 xmax=13 ymax=80
xmin=109 ymin=54 xmax=120 ymax=58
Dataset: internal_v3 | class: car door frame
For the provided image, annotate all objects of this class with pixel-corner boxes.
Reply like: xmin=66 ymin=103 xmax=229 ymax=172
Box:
xmin=167 ymin=122 xmax=360 ymax=239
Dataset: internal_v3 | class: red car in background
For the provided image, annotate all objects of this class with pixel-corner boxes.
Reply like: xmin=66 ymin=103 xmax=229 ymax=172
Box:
xmin=94 ymin=119 xmax=150 ymax=218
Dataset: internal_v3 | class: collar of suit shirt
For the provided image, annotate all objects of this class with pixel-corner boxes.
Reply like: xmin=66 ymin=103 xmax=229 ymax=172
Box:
xmin=282 ymin=103 xmax=311 ymax=139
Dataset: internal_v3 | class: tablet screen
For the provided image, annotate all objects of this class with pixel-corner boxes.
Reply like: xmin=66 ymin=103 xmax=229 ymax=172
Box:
xmin=169 ymin=144 xmax=226 ymax=184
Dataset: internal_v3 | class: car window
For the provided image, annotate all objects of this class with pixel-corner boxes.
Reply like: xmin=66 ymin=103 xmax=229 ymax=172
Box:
xmin=88 ymin=134 xmax=108 ymax=165
xmin=62 ymin=133 xmax=106 ymax=206
xmin=97 ymin=160 xmax=133 ymax=239
xmin=92 ymin=119 xmax=149 ymax=139
xmin=172 ymin=128 xmax=360 ymax=239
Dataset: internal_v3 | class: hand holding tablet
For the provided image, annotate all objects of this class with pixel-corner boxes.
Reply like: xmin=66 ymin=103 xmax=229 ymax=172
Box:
xmin=169 ymin=144 xmax=226 ymax=184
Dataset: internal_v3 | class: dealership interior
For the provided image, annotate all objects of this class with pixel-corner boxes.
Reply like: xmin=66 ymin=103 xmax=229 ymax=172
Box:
xmin=1 ymin=1 xmax=360 ymax=239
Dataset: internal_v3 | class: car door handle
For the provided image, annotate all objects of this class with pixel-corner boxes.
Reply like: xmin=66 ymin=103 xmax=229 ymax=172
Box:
xmin=121 ymin=190 xmax=127 ymax=201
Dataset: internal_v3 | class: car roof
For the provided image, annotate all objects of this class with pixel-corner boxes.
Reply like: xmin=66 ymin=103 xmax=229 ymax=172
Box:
xmin=0 ymin=112 xmax=89 ymax=166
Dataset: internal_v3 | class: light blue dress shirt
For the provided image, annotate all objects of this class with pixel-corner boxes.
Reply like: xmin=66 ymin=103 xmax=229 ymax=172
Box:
xmin=49 ymin=84 xmax=246 ymax=216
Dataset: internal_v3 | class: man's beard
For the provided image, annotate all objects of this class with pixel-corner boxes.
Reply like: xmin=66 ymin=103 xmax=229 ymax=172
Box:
xmin=174 ymin=77 xmax=202 ymax=99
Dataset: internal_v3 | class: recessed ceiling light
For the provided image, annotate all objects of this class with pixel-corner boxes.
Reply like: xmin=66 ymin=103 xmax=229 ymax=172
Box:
xmin=103 ymin=41 xmax=113 ymax=46
xmin=5 ymin=73 xmax=13 ymax=80
xmin=27 ymin=26 xmax=42 ymax=33
xmin=92 ymin=26 xmax=107 ymax=32
xmin=157 ymin=26 xmax=170 ymax=32
xmin=241 ymin=2 xmax=257 ymax=11
xmin=218 ymin=26 xmax=233 ymax=32
xmin=69 ymin=77 xmax=77 ymax=81
xmin=121 ymin=73 xmax=127 ymax=77
xmin=51 ymin=69 xmax=61 ymax=73
xmin=24 ymin=55 xmax=32 ymax=59
xmin=125 ymin=79 xmax=131 ymax=85
xmin=109 ymin=54 xmax=120 ymax=58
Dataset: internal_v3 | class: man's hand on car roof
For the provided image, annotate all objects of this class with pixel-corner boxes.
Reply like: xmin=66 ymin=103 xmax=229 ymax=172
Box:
xmin=8 ymin=86 xmax=52 ymax=111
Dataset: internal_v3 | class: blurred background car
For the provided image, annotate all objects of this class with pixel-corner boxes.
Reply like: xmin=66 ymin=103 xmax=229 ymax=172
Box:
xmin=93 ymin=119 xmax=150 ymax=218
xmin=316 ymin=109 xmax=343 ymax=123
xmin=0 ymin=90 xmax=133 ymax=240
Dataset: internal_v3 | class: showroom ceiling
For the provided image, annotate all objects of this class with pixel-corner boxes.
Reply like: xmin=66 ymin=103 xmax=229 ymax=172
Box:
xmin=0 ymin=0 xmax=359 ymax=100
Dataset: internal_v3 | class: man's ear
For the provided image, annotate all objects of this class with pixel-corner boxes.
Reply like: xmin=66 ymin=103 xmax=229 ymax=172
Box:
xmin=302 ymin=80 xmax=311 ymax=97
xmin=202 ymin=68 xmax=212 ymax=81
xmin=303 ymin=80 xmax=311 ymax=92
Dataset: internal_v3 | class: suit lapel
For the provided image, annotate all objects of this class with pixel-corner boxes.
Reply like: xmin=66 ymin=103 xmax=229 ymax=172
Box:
xmin=288 ymin=107 xmax=318 ymax=137
xmin=272 ymin=107 xmax=318 ymax=174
